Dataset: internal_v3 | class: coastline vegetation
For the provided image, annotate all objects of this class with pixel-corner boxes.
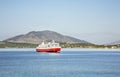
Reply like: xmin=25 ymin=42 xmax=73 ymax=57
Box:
xmin=0 ymin=41 xmax=37 ymax=48
xmin=0 ymin=41 xmax=120 ymax=49
xmin=60 ymin=43 xmax=120 ymax=49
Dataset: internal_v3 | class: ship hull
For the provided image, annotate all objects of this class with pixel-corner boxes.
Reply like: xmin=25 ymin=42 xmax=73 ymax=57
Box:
xmin=36 ymin=47 xmax=61 ymax=53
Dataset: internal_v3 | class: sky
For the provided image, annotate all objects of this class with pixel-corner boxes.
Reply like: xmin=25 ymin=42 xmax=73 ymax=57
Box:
xmin=0 ymin=0 xmax=120 ymax=44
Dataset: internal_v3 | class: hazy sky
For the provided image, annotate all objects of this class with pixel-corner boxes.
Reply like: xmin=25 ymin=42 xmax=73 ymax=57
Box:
xmin=0 ymin=0 xmax=120 ymax=44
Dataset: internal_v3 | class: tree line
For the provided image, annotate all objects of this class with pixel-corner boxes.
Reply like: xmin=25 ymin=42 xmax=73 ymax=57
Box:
xmin=0 ymin=41 xmax=120 ymax=48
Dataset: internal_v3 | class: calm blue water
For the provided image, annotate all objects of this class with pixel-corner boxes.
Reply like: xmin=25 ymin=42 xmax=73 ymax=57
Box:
xmin=0 ymin=48 xmax=120 ymax=77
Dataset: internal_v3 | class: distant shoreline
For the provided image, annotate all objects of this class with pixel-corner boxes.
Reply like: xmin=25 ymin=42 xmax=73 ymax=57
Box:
xmin=0 ymin=41 xmax=120 ymax=49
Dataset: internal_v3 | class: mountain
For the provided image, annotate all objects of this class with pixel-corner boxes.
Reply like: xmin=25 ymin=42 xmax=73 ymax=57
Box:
xmin=106 ymin=40 xmax=120 ymax=45
xmin=4 ymin=30 xmax=90 ymax=44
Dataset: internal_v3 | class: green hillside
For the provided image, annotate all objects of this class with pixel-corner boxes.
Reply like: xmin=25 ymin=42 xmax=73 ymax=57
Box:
xmin=0 ymin=41 xmax=37 ymax=48
xmin=0 ymin=41 xmax=119 ymax=48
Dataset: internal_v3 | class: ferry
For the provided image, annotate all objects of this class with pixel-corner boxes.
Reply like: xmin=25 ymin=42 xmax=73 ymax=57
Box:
xmin=36 ymin=40 xmax=61 ymax=53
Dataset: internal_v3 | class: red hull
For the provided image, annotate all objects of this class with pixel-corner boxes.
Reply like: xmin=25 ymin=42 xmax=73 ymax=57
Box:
xmin=36 ymin=47 xmax=61 ymax=53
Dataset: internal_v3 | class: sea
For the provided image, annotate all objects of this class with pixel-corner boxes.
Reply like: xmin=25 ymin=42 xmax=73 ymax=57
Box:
xmin=0 ymin=48 xmax=120 ymax=77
